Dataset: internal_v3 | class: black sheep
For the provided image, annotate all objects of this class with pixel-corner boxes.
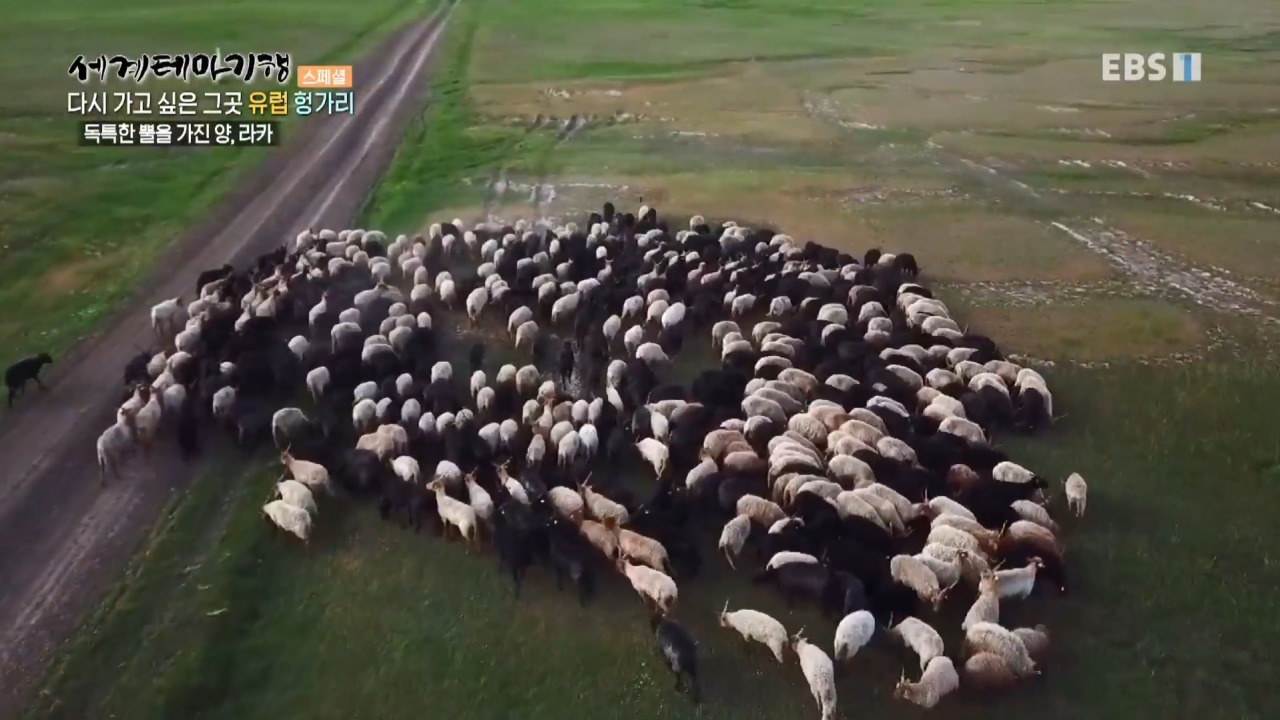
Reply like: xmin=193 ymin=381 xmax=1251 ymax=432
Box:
xmin=5 ymin=352 xmax=53 ymax=406
xmin=650 ymin=614 xmax=701 ymax=704
xmin=546 ymin=516 xmax=594 ymax=606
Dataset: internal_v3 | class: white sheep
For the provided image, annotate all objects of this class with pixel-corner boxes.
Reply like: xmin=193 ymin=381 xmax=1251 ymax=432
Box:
xmin=271 ymin=407 xmax=311 ymax=450
xmin=305 ymin=366 xmax=329 ymax=403
xmin=718 ymin=514 xmax=752 ymax=569
xmin=1065 ymin=472 xmax=1088 ymax=516
xmin=579 ymin=481 xmax=629 ymax=527
xmin=465 ymin=287 xmax=489 ymax=324
xmin=737 ymin=494 xmax=786 ymax=528
xmin=352 ymin=398 xmax=377 ymax=433
xmin=926 ymin=496 xmax=977 ymax=522
xmin=616 ymin=528 xmax=671 ymax=574
xmin=791 ymin=631 xmax=838 ymax=720
xmin=280 ymin=450 xmax=331 ymax=495
xmin=962 ymin=573 xmax=1001 ymax=631
xmin=96 ymin=409 xmax=138 ymax=484
xmin=833 ymin=610 xmax=876 ymax=662
xmin=636 ymin=342 xmax=669 ymax=366
xmin=426 ymin=480 xmax=478 ymax=547
xmin=636 ymin=438 xmax=669 ymax=478
xmin=1011 ymin=499 xmax=1059 ymax=533
xmin=616 ymin=558 xmax=677 ymax=614
xmin=993 ymin=460 xmax=1038 ymax=484
xmin=719 ymin=602 xmax=789 ymax=662
xmin=508 ymin=306 xmax=533 ymax=335
xmin=211 ymin=385 xmax=236 ymax=420
xmin=890 ymin=616 xmax=945 ymax=672
xmin=547 ymin=486 xmax=584 ymax=524
xmin=391 ymin=456 xmax=420 ymax=484
xmin=275 ymin=479 xmax=317 ymax=517
xmin=766 ymin=551 xmax=818 ymax=570
xmin=891 ymin=555 xmax=948 ymax=610
xmin=893 ymin=656 xmax=959 ymax=709
xmin=465 ymin=473 xmax=495 ymax=530
xmin=262 ymin=499 xmax=311 ymax=543
xmin=989 ymin=559 xmax=1042 ymax=601
xmin=515 ymin=320 xmax=539 ymax=352
xmin=964 ymin=621 xmax=1036 ymax=678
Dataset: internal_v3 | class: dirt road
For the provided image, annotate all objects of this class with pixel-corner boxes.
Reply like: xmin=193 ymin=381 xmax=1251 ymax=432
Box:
xmin=0 ymin=4 xmax=453 ymax=715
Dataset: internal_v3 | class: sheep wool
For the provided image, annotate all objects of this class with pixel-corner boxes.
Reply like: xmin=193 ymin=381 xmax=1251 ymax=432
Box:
xmin=891 ymin=555 xmax=948 ymax=610
xmin=719 ymin=604 xmax=789 ymax=662
xmin=890 ymin=617 xmax=945 ymax=671
xmin=263 ymin=499 xmax=312 ymax=542
xmin=276 ymin=479 xmax=317 ymax=517
xmin=894 ymin=656 xmax=959 ymax=709
xmin=736 ymin=494 xmax=786 ymax=528
xmin=1065 ymin=472 xmax=1088 ymax=517
xmin=718 ymin=514 xmax=752 ymax=568
xmin=617 ymin=559 xmax=677 ymax=614
xmin=766 ymin=551 xmax=818 ymax=571
xmin=964 ymin=621 xmax=1035 ymax=678
xmin=833 ymin=610 xmax=876 ymax=661
xmin=792 ymin=633 xmax=838 ymax=720
xmin=962 ymin=652 xmax=1019 ymax=690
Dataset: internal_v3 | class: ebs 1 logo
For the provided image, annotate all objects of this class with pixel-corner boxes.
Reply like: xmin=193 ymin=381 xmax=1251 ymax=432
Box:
xmin=1102 ymin=53 xmax=1201 ymax=82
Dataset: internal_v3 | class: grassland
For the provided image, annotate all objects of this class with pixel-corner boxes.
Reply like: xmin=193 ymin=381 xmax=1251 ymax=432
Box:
xmin=0 ymin=0 xmax=434 ymax=375
xmin=25 ymin=0 xmax=1280 ymax=718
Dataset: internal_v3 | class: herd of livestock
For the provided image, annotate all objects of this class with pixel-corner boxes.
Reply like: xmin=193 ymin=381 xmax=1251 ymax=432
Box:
xmin=93 ymin=203 xmax=1090 ymax=716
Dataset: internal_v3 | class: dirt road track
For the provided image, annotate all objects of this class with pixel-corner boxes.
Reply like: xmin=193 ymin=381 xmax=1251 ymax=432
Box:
xmin=0 ymin=4 xmax=454 ymax=714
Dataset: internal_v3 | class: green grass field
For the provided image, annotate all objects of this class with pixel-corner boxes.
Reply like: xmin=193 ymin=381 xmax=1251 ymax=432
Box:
xmin=23 ymin=0 xmax=1280 ymax=718
xmin=0 ymin=0 xmax=431 ymax=374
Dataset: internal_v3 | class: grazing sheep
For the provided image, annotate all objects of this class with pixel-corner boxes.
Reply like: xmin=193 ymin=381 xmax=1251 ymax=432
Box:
xmin=718 ymin=514 xmax=752 ymax=568
xmin=262 ymin=499 xmax=312 ymax=543
xmin=889 ymin=617 xmax=945 ymax=671
xmin=1012 ymin=625 xmax=1051 ymax=664
xmin=891 ymin=554 xmax=949 ymax=609
xmin=636 ymin=438 xmax=670 ymax=478
xmin=1011 ymin=499 xmax=1059 ymax=533
xmin=719 ymin=602 xmax=789 ymax=662
xmin=962 ymin=652 xmax=1019 ymax=690
xmin=580 ymin=481 xmax=629 ymax=526
xmin=894 ymin=656 xmax=959 ymax=709
xmin=791 ymin=631 xmax=838 ymax=720
xmin=737 ymin=494 xmax=786 ymax=528
xmin=962 ymin=573 xmax=1001 ymax=631
xmin=617 ymin=558 xmax=678 ymax=614
xmin=547 ymin=486 xmax=585 ymax=524
xmin=274 ymin=479 xmax=318 ymax=516
xmin=617 ymin=528 xmax=672 ymax=574
xmin=963 ymin=621 xmax=1036 ymax=678
xmin=833 ymin=610 xmax=876 ymax=662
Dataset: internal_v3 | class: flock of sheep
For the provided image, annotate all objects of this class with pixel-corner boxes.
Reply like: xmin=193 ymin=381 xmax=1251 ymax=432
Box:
xmin=97 ymin=203 xmax=1090 ymax=717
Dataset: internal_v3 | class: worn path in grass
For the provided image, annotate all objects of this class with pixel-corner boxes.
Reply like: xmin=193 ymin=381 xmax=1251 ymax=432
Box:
xmin=0 ymin=4 xmax=455 ymax=713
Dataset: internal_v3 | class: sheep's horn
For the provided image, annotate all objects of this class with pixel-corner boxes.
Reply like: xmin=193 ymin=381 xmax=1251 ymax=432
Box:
xmin=721 ymin=599 xmax=729 ymax=616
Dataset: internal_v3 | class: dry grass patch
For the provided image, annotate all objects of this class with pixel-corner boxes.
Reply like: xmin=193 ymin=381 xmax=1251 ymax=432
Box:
xmin=37 ymin=249 xmax=129 ymax=297
xmin=933 ymin=124 xmax=1280 ymax=167
xmin=1101 ymin=206 xmax=1280 ymax=282
xmin=824 ymin=86 xmax=1169 ymax=134
xmin=471 ymin=66 xmax=838 ymax=143
xmin=955 ymin=297 xmax=1205 ymax=361
xmin=860 ymin=205 xmax=1115 ymax=283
